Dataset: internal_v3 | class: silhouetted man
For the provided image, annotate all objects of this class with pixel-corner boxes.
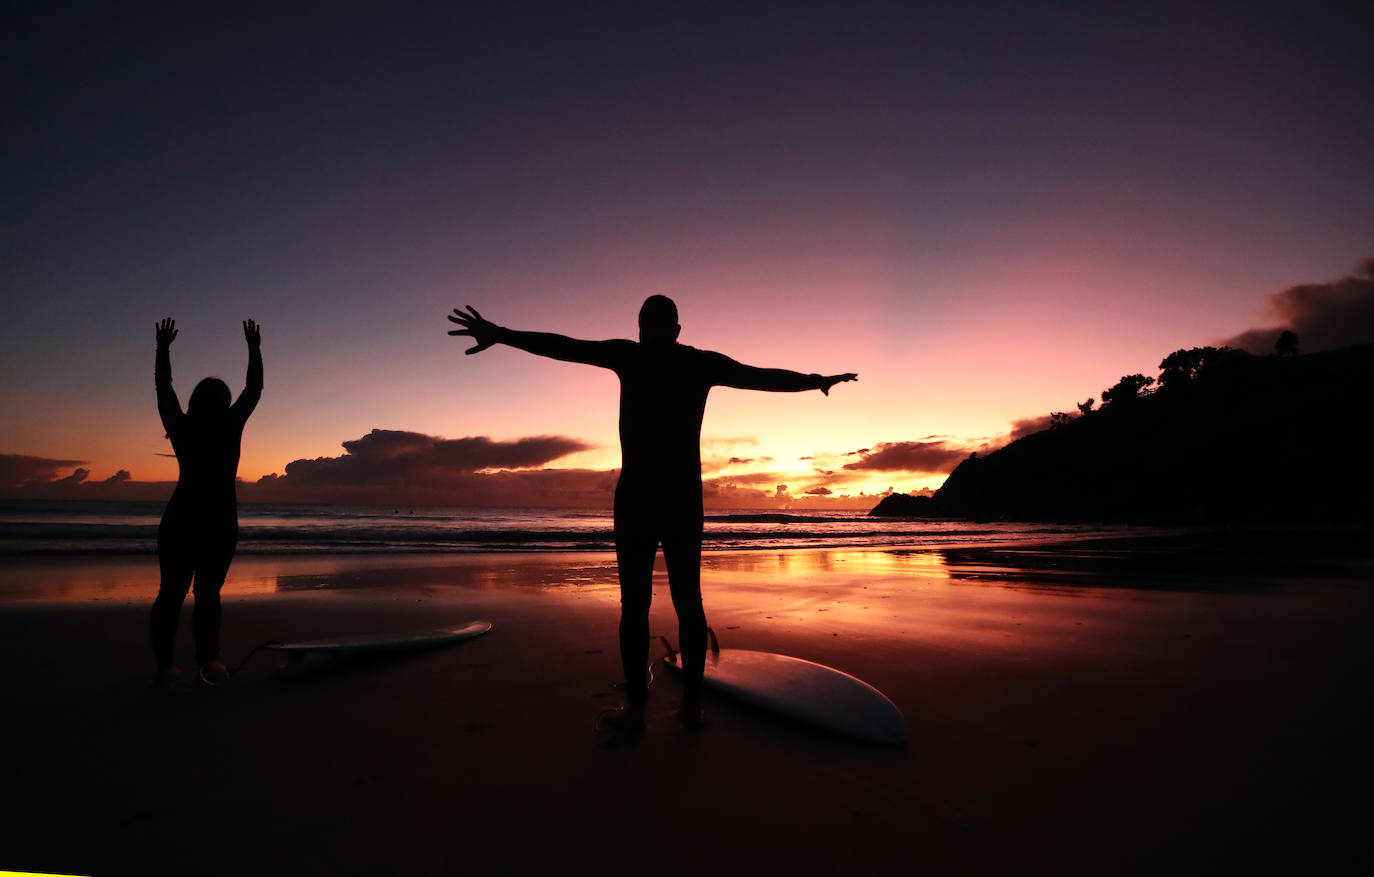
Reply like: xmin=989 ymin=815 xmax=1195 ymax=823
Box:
xmin=448 ymin=296 xmax=856 ymax=737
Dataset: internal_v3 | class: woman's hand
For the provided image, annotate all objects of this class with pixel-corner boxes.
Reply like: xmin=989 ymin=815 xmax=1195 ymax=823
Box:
xmin=243 ymin=319 xmax=261 ymax=348
xmin=156 ymin=318 xmax=178 ymax=349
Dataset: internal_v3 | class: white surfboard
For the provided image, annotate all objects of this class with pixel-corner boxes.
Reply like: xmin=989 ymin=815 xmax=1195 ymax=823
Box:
xmin=662 ymin=641 xmax=907 ymax=745
xmin=265 ymin=619 xmax=492 ymax=656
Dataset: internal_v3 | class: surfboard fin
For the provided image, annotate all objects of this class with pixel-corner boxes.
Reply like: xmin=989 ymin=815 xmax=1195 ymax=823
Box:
xmin=659 ymin=635 xmax=677 ymax=662
xmin=706 ymin=626 xmax=720 ymax=656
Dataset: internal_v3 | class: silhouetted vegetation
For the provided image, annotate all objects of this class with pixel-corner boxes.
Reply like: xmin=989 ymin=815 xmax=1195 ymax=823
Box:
xmin=1275 ymin=330 xmax=1300 ymax=356
xmin=868 ymin=493 xmax=937 ymax=516
xmin=1100 ymin=373 xmax=1155 ymax=406
xmin=873 ymin=344 xmax=1374 ymax=523
xmin=1156 ymin=346 xmax=1250 ymax=390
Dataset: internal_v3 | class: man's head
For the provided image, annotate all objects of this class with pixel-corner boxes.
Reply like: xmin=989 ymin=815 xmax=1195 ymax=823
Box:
xmin=638 ymin=295 xmax=680 ymax=344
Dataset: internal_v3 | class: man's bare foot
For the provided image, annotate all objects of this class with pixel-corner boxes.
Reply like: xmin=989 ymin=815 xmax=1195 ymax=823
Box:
xmin=595 ymin=705 xmax=647 ymax=746
xmin=198 ymin=661 xmax=230 ymax=687
xmin=676 ymin=701 xmax=711 ymax=731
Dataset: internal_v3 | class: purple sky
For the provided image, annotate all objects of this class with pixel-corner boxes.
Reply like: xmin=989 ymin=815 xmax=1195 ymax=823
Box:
xmin=4 ymin=1 xmax=1371 ymax=505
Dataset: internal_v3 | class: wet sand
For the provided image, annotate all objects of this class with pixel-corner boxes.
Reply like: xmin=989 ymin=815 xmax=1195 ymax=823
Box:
xmin=2 ymin=544 xmax=1371 ymax=875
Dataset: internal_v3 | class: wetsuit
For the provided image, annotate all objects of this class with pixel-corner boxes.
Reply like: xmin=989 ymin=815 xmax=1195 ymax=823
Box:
xmin=495 ymin=330 xmax=823 ymax=707
xmin=150 ymin=342 xmax=262 ymax=671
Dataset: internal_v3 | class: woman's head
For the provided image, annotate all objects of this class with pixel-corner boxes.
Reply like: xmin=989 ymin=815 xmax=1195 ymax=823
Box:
xmin=188 ymin=377 xmax=231 ymax=417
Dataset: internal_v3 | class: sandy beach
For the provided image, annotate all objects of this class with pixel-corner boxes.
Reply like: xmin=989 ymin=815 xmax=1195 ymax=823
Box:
xmin=3 ymin=541 xmax=1371 ymax=876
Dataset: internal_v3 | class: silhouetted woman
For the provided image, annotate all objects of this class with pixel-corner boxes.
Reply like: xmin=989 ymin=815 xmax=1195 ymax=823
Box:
xmin=151 ymin=317 xmax=262 ymax=684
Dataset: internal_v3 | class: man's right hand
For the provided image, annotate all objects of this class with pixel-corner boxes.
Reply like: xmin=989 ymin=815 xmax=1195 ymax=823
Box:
xmin=819 ymin=373 xmax=858 ymax=395
xmin=447 ymin=306 xmax=503 ymax=355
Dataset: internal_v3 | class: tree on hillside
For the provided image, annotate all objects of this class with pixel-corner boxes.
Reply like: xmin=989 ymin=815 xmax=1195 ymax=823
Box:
xmin=1275 ymin=330 xmax=1299 ymax=356
xmin=1159 ymin=348 xmax=1208 ymax=388
xmin=1101 ymin=373 xmax=1154 ymax=405
xmin=1157 ymin=346 xmax=1252 ymax=389
xmin=1077 ymin=397 xmax=1095 ymax=415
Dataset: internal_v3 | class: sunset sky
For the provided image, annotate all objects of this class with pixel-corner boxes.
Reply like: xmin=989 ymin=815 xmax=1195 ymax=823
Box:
xmin=5 ymin=2 xmax=1372 ymax=507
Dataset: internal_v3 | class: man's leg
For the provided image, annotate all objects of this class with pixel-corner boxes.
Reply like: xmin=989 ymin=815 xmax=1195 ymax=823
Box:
xmin=662 ymin=510 xmax=706 ymax=716
xmin=613 ymin=495 xmax=657 ymax=710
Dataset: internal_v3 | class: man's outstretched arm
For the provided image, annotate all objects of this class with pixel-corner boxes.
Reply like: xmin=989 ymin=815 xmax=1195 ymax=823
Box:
xmin=447 ymin=306 xmax=623 ymax=368
xmin=714 ymin=354 xmax=858 ymax=396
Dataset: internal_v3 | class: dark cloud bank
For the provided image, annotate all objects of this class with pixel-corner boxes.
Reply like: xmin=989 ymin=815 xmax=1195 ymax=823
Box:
xmin=1 ymin=454 xmax=88 ymax=486
xmin=1 ymin=454 xmax=132 ymax=491
xmin=1 ymin=433 xmax=609 ymax=506
xmin=1223 ymin=258 xmax=1374 ymax=353
xmin=254 ymin=430 xmax=606 ymax=505
xmin=4 ymin=429 xmax=977 ymax=507
xmin=841 ymin=440 xmax=970 ymax=474
xmin=263 ymin=430 xmax=592 ymax=486
xmin=3 ymin=431 xmax=917 ymax=508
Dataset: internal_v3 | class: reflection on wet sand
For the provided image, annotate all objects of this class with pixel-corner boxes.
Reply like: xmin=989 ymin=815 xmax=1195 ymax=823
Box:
xmin=0 ymin=556 xmax=162 ymax=603
xmin=691 ymin=546 xmax=1260 ymax=657
xmin=0 ymin=552 xmax=625 ymax=604
xmin=701 ymin=547 xmax=950 ymax=580
xmin=695 ymin=548 xmax=951 ymax=637
xmin=269 ymin=552 xmax=623 ymax=595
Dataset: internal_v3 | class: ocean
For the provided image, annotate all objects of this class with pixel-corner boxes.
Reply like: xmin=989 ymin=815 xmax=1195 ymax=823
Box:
xmin=0 ymin=499 xmax=1134 ymax=555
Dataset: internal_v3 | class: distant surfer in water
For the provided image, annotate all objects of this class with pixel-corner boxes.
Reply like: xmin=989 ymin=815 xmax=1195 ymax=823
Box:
xmin=151 ymin=317 xmax=263 ymax=685
xmin=448 ymin=297 xmax=855 ymax=738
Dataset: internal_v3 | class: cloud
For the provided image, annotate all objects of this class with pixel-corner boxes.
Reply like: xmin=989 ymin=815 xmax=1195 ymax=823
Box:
xmin=1008 ymin=414 xmax=1058 ymax=441
xmin=951 ymin=414 xmax=1076 ymax=454
xmin=270 ymin=430 xmax=594 ymax=488
xmin=703 ymin=454 xmax=782 ymax=474
xmin=229 ymin=429 xmax=606 ymax=506
xmin=841 ymin=440 xmax=970 ymax=474
xmin=1222 ymin=257 xmax=1374 ymax=353
xmin=250 ymin=464 xmax=617 ymax=507
xmin=54 ymin=468 xmax=90 ymax=485
xmin=0 ymin=455 xmax=163 ymax=500
xmin=697 ymin=468 xmax=880 ymax=508
xmin=3 ymin=430 xmax=916 ymax=510
xmin=701 ymin=436 xmax=757 ymax=450
xmin=1 ymin=453 xmax=88 ymax=487
xmin=702 ymin=470 xmax=790 ymax=493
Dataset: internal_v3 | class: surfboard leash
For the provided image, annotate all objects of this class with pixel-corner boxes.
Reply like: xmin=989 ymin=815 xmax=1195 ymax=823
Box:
xmin=658 ymin=635 xmax=678 ymax=662
xmin=231 ymin=640 xmax=284 ymax=675
xmin=661 ymin=630 xmax=719 ymax=660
